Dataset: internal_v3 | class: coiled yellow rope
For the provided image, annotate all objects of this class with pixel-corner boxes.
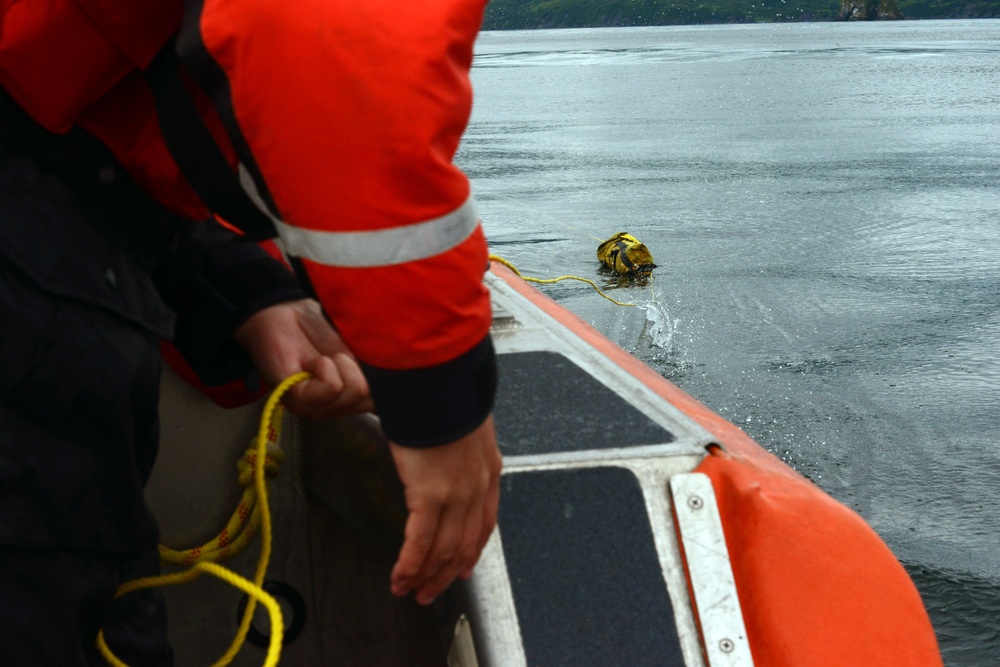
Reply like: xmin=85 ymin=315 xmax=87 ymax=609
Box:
xmin=97 ymin=372 xmax=312 ymax=667
xmin=489 ymin=254 xmax=636 ymax=307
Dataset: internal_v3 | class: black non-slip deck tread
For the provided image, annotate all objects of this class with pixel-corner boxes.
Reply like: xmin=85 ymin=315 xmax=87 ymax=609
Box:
xmin=493 ymin=351 xmax=675 ymax=456
xmin=498 ymin=466 xmax=685 ymax=667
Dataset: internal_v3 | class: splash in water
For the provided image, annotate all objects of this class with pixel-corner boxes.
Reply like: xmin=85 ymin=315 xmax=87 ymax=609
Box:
xmin=641 ymin=300 xmax=674 ymax=351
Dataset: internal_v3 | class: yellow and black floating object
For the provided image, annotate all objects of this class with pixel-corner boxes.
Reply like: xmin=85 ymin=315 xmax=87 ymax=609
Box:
xmin=597 ymin=232 xmax=656 ymax=276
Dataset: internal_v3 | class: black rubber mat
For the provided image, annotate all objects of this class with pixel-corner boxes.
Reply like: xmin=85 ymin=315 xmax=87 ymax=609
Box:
xmin=493 ymin=350 xmax=674 ymax=455
xmin=498 ymin=466 xmax=685 ymax=667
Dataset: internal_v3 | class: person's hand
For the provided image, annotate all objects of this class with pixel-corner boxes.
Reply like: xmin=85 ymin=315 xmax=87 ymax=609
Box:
xmin=389 ymin=416 xmax=502 ymax=605
xmin=233 ymin=298 xmax=374 ymax=418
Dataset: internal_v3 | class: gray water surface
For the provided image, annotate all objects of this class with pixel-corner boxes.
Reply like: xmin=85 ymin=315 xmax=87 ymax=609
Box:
xmin=460 ymin=20 xmax=1000 ymax=665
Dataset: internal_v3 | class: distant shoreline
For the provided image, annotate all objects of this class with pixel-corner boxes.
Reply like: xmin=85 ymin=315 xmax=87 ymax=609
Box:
xmin=482 ymin=1 xmax=1000 ymax=30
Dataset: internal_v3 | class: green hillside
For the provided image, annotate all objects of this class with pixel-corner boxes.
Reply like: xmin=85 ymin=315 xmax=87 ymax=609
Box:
xmin=482 ymin=0 xmax=1000 ymax=28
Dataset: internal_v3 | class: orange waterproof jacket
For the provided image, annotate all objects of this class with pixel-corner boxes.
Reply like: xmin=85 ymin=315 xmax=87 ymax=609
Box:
xmin=0 ymin=0 xmax=495 ymax=445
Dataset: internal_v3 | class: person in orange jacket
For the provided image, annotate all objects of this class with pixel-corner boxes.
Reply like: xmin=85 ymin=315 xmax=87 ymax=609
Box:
xmin=0 ymin=1 xmax=500 ymax=663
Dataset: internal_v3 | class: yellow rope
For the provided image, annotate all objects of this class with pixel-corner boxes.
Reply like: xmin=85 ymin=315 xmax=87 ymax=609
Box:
xmin=159 ymin=438 xmax=285 ymax=565
xmin=489 ymin=254 xmax=636 ymax=307
xmin=97 ymin=372 xmax=312 ymax=667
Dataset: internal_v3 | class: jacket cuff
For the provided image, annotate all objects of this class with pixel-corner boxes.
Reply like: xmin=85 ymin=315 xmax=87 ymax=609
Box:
xmin=361 ymin=334 xmax=497 ymax=447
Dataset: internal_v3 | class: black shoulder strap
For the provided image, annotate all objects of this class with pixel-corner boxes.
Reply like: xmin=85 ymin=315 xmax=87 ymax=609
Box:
xmin=144 ymin=43 xmax=277 ymax=241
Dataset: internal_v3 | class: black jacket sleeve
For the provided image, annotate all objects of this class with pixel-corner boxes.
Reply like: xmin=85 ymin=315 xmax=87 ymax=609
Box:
xmin=153 ymin=218 xmax=305 ymax=386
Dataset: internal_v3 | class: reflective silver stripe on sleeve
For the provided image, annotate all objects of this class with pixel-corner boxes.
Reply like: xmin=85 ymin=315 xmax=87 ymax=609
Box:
xmin=276 ymin=195 xmax=479 ymax=267
xmin=239 ymin=164 xmax=479 ymax=268
xmin=238 ymin=163 xmax=480 ymax=268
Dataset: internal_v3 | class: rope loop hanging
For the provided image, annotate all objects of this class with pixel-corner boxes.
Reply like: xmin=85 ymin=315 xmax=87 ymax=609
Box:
xmin=98 ymin=372 xmax=312 ymax=667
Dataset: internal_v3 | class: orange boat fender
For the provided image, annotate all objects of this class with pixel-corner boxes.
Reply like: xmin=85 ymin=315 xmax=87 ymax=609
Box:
xmin=695 ymin=449 xmax=942 ymax=666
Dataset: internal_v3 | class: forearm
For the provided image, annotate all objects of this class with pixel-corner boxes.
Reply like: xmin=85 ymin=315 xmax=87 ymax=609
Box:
xmin=176 ymin=0 xmax=502 ymax=602
xmin=179 ymin=0 xmax=494 ymax=439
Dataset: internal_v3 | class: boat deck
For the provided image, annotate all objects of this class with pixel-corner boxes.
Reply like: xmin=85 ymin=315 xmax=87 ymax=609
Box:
xmin=146 ymin=270 xmax=750 ymax=666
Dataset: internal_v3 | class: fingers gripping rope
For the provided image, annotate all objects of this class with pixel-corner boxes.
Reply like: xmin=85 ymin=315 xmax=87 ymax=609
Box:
xmin=97 ymin=372 xmax=312 ymax=667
